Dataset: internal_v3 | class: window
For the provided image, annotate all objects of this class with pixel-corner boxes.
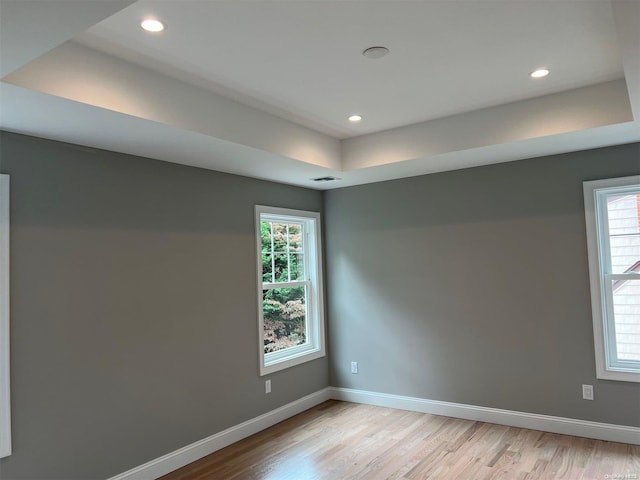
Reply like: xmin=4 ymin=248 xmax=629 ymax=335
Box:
xmin=0 ymin=174 xmax=10 ymax=457
xmin=584 ymin=175 xmax=640 ymax=382
xmin=255 ymin=206 xmax=325 ymax=375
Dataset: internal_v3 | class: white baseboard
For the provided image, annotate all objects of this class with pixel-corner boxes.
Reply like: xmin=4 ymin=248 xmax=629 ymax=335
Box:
xmin=330 ymin=387 xmax=640 ymax=446
xmin=107 ymin=387 xmax=332 ymax=480
xmin=108 ymin=385 xmax=639 ymax=480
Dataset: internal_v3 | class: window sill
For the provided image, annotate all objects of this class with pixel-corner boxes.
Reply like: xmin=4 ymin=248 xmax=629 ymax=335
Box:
xmin=596 ymin=366 xmax=640 ymax=383
xmin=260 ymin=348 xmax=325 ymax=376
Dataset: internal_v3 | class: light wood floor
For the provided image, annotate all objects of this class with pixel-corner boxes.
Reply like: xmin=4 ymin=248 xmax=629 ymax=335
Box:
xmin=160 ymin=400 xmax=639 ymax=480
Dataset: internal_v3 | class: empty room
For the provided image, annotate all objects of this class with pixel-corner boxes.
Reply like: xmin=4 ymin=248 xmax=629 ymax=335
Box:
xmin=0 ymin=1 xmax=639 ymax=479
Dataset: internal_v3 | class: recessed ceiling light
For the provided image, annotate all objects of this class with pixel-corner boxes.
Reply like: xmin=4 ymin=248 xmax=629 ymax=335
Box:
xmin=348 ymin=114 xmax=363 ymax=123
xmin=363 ymin=46 xmax=390 ymax=59
xmin=140 ymin=18 xmax=165 ymax=32
xmin=530 ymin=68 xmax=550 ymax=78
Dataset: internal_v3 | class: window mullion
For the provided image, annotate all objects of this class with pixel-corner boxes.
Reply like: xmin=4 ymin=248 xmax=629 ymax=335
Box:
xmin=263 ymin=280 xmax=307 ymax=289
xmin=605 ymin=273 xmax=640 ymax=281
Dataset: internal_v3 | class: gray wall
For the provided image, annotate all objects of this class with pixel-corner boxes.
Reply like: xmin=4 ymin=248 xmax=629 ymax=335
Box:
xmin=325 ymin=143 xmax=640 ymax=427
xmin=0 ymin=131 xmax=328 ymax=480
xmin=1 ymin=131 xmax=639 ymax=479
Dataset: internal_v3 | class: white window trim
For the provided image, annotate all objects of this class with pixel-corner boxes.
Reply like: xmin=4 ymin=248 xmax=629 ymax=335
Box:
xmin=583 ymin=175 xmax=640 ymax=383
xmin=0 ymin=174 xmax=10 ymax=457
xmin=255 ymin=205 xmax=326 ymax=376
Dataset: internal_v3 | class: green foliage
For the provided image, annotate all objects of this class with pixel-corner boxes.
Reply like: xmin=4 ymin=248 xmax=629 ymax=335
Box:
xmin=261 ymin=221 xmax=303 ymax=283
xmin=263 ymin=287 xmax=306 ymax=353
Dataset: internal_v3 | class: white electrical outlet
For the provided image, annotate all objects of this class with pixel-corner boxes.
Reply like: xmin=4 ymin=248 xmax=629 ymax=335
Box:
xmin=582 ymin=384 xmax=593 ymax=401
xmin=351 ymin=361 xmax=358 ymax=374
xmin=265 ymin=379 xmax=271 ymax=394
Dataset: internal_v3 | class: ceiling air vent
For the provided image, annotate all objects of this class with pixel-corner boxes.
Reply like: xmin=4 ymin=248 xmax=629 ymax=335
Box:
xmin=312 ymin=176 xmax=340 ymax=182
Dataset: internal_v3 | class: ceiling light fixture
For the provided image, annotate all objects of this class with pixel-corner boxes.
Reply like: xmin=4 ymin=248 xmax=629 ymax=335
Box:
xmin=530 ymin=68 xmax=550 ymax=78
xmin=140 ymin=18 xmax=165 ymax=33
xmin=348 ymin=114 xmax=363 ymax=123
xmin=363 ymin=46 xmax=390 ymax=59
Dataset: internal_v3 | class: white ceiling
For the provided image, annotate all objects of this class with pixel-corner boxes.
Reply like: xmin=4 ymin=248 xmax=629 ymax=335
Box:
xmin=1 ymin=0 xmax=639 ymax=190
xmin=77 ymin=0 xmax=626 ymax=138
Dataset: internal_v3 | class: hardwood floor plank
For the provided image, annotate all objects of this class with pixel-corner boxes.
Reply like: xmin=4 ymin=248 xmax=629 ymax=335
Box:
xmin=158 ymin=400 xmax=640 ymax=480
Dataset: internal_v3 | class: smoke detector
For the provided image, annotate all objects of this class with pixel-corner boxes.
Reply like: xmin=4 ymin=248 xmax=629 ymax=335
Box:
xmin=362 ymin=46 xmax=389 ymax=59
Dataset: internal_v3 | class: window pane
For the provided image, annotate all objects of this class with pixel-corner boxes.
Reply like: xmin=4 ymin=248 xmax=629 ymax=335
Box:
xmin=612 ymin=278 xmax=640 ymax=361
xmin=273 ymin=254 xmax=289 ymax=283
xmin=262 ymin=253 xmax=273 ymax=283
xmin=607 ymin=193 xmax=640 ymax=274
xmin=260 ymin=221 xmax=272 ymax=253
xmin=272 ymin=223 xmax=289 ymax=252
xmin=288 ymin=223 xmax=303 ymax=252
xmin=289 ymin=253 xmax=304 ymax=281
xmin=263 ymin=286 xmax=307 ymax=354
xmin=260 ymin=220 xmax=306 ymax=283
